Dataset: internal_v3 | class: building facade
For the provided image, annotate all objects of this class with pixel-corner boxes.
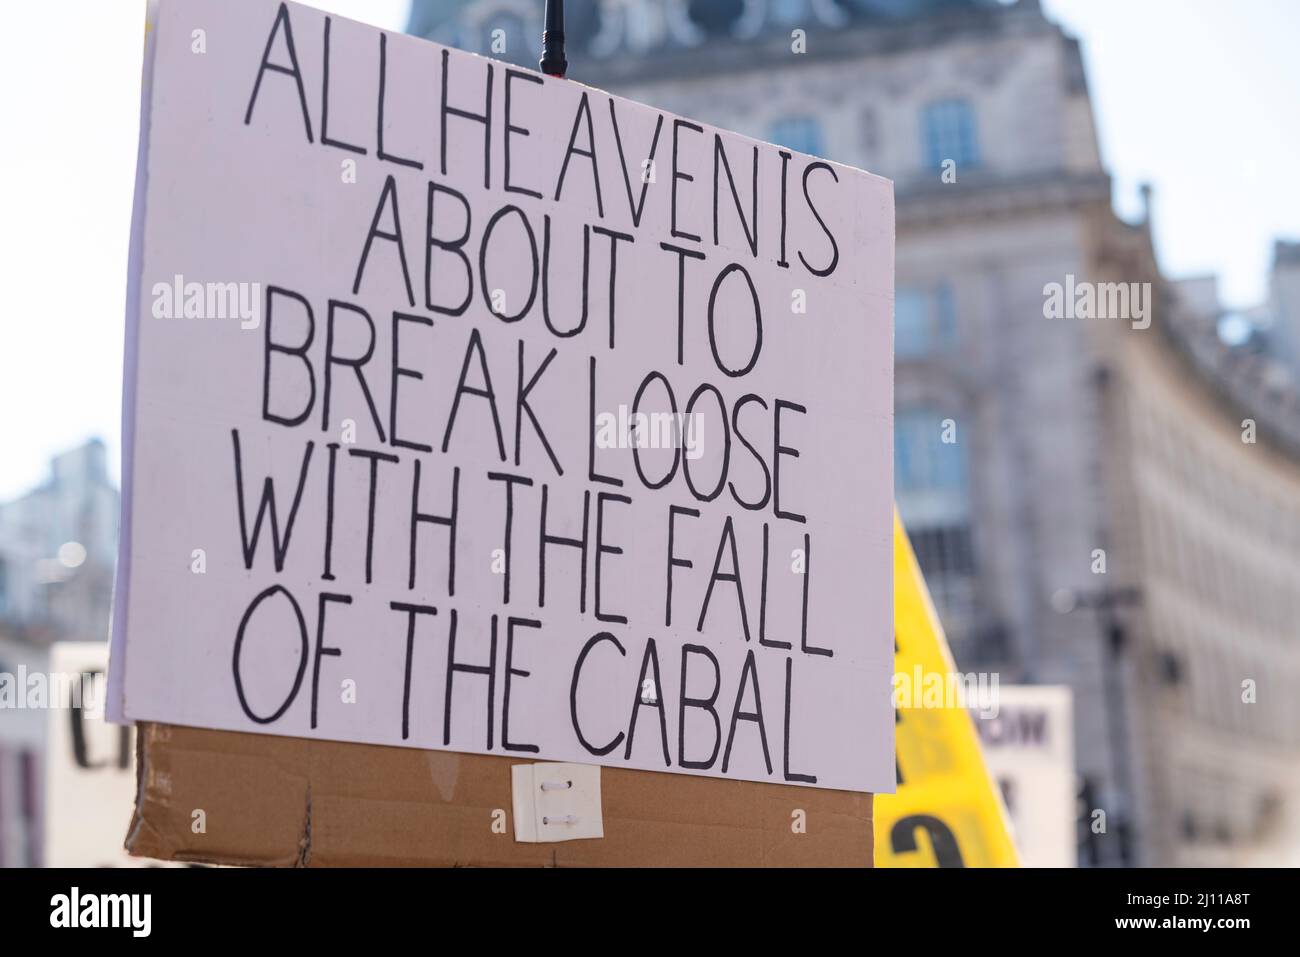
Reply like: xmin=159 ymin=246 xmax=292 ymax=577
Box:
xmin=0 ymin=439 xmax=119 ymax=646
xmin=1265 ymin=240 xmax=1300 ymax=385
xmin=0 ymin=439 xmax=120 ymax=866
xmin=1103 ymin=232 xmax=1300 ymax=866
xmin=406 ymin=0 xmax=1300 ymax=866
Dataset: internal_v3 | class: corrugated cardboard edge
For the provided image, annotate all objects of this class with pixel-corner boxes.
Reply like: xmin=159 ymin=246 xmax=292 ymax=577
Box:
xmin=128 ymin=723 xmax=872 ymax=867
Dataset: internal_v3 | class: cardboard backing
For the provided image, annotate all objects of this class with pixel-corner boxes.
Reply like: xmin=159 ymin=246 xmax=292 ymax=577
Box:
xmin=127 ymin=723 xmax=873 ymax=867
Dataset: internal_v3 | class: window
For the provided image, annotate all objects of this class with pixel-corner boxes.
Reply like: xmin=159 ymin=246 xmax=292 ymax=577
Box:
xmin=896 ymin=409 xmax=968 ymax=498
xmin=772 ymin=0 xmax=809 ymax=23
xmin=861 ymin=0 xmax=925 ymax=15
xmin=907 ymin=525 xmax=976 ymax=578
xmin=769 ymin=116 xmax=825 ymax=158
xmin=935 ymin=283 xmax=957 ymax=342
xmin=895 ymin=289 xmax=929 ymax=356
xmin=859 ymin=106 xmax=878 ymax=155
xmin=895 ymin=283 xmax=958 ymax=357
xmin=921 ymin=98 xmax=979 ymax=170
xmin=896 ymin=408 xmax=976 ymax=627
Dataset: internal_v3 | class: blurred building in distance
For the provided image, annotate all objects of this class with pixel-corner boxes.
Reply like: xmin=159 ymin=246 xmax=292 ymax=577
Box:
xmin=0 ymin=438 xmax=119 ymax=866
xmin=0 ymin=438 xmax=119 ymax=645
xmin=1263 ymin=240 xmax=1300 ymax=384
xmin=408 ymin=0 xmax=1300 ymax=867
xmin=0 ymin=634 xmax=44 ymax=866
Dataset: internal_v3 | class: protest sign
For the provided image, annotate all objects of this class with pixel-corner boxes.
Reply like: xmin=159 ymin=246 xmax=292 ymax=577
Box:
xmin=44 ymin=643 xmax=170 ymax=867
xmin=110 ymin=0 xmax=894 ymax=792
xmin=976 ymin=685 xmax=1075 ymax=867
xmin=876 ymin=513 xmax=1017 ymax=863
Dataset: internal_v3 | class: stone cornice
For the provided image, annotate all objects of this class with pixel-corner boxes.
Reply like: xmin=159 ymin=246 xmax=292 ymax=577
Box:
xmin=896 ymin=170 xmax=1112 ymax=228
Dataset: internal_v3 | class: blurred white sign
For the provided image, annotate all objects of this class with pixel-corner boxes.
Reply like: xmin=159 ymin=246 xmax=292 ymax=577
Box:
xmin=974 ymin=685 xmax=1075 ymax=868
xmin=44 ymin=643 xmax=148 ymax=867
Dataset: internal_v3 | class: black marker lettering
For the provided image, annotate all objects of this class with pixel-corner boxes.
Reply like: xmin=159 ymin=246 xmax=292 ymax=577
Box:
xmin=678 ymin=644 xmax=721 ymax=770
xmin=389 ymin=601 xmax=437 ymax=739
xmin=353 ymin=175 xmax=416 ymax=307
xmin=502 ymin=617 xmax=542 ymax=753
xmin=231 ymin=430 xmax=314 ymax=572
xmin=570 ymin=632 xmax=626 ymax=756
xmin=320 ymin=17 xmax=364 ymax=154
xmin=504 ymin=70 xmax=544 ymax=198
xmin=323 ymin=300 xmax=386 ymax=442
xmin=244 ymin=2 xmax=313 ymax=142
xmin=443 ymin=609 xmax=496 ymax=749
xmin=440 ymin=50 xmax=492 ymax=189
xmin=554 ymin=92 xmax=605 ymax=217
xmin=310 ymin=591 xmax=350 ymax=729
xmin=262 ymin=286 xmax=316 ymax=428
xmin=376 ymin=33 xmax=421 ymax=169
xmin=408 ymin=460 xmax=458 ymax=595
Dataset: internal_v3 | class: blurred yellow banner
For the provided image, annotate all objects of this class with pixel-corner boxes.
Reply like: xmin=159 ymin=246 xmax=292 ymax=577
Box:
xmin=875 ymin=511 xmax=1019 ymax=867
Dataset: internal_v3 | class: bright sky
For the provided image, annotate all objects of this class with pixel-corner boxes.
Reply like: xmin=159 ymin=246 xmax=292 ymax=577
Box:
xmin=0 ymin=0 xmax=1297 ymax=501
xmin=1042 ymin=0 xmax=1300 ymax=304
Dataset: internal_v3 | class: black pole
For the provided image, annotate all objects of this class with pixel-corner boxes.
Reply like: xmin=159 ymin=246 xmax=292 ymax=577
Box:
xmin=1100 ymin=613 xmax=1135 ymax=867
xmin=539 ymin=0 xmax=567 ymax=78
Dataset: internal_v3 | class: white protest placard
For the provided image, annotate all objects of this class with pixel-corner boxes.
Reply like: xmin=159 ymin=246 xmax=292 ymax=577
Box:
xmin=975 ymin=685 xmax=1076 ymax=866
xmin=110 ymin=0 xmax=894 ymax=792
xmin=44 ymin=643 xmax=165 ymax=867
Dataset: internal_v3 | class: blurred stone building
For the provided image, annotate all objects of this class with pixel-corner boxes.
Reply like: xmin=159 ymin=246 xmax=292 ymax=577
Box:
xmin=403 ymin=0 xmax=1300 ymax=867
xmin=1264 ymin=240 xmax=1300 ymax=384
xmin=0 ymin=439 xmax=118 ymax=645
xmin=0 ymin=438 xmax=119 ymax=866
